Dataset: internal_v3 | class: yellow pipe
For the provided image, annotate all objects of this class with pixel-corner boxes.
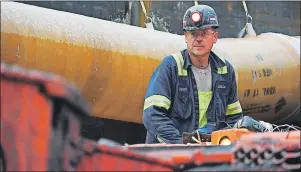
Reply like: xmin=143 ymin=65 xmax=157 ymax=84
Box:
xmin=1 ymin=2 xmax=300 ymax=124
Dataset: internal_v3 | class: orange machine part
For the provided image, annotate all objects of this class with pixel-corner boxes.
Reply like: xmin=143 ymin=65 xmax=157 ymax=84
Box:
xmin=74 ymin=140 xmax=174 ymax=171
xmin=0 ymin=62 xmax=91 ymax=171
xmin=238 ymin=130 xmax=301 ymax=142
xmin=1 ymin=2 xmax=300 ymax=124
xmin=171 ymin=151 xmax=233 ymax=166
xmin=232 ymin=130 xmax=301 ymax=170
xmin=232 ymin=130 xmax=301 ymax=157
xmin=211 ymin=128 xmax=253 ymax=145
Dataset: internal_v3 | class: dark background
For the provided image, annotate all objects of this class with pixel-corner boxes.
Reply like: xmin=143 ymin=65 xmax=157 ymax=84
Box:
xmin=18 ymin=1 xmax=300 ymax=38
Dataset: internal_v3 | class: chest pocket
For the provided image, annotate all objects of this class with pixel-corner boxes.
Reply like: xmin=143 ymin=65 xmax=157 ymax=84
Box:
xmin=215 ymin=80 xmax=230 ymax=95
xmin=214 ymin=80 xmax=229 ymax=117
xmin=173 ymin=84 xmax=192 ymax=119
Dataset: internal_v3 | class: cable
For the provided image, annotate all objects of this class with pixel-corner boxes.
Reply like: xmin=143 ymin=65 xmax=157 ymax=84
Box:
xmin=272 ymin=124 xmax=300 ymax=132
xmin=192 ymin=136 xmax=202 ymax=144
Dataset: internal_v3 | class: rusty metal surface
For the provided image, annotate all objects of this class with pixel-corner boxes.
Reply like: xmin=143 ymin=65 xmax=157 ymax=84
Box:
xmin=1 ymin=69 xmax=52 ymax=171
xmin=1 ymin=2 xmax=300 ymax=124
xmin=128 ymin=144 xmax=234 ymax=161
xmin=232 ymin=131 xmax=301 ymax=171
xmin=0 ymin=63 xmax=175 ymax=171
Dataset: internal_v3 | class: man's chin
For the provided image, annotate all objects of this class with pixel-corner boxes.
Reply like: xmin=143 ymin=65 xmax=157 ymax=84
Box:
xmin=193 ymin=51 xmax=206 ymax=57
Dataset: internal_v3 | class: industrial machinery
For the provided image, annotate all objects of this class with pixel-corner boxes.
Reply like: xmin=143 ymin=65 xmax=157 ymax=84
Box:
xmin=1 ymin=2 xmax=300 ymax=144
xmin=1 ymin=62 xmax=300 ymax=171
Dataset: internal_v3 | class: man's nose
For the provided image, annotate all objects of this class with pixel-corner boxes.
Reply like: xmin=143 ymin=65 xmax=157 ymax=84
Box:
xmin=195 ymin=35 xmax=204 ymax=41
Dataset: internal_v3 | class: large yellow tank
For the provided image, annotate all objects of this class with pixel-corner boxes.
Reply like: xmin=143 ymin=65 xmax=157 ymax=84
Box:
xmin=1 ymin=2 xmax=300 ymax=124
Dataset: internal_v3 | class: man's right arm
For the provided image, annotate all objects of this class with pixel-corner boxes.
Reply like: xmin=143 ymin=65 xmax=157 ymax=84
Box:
xmin=142 ymin=57 xmax=182 ymax=144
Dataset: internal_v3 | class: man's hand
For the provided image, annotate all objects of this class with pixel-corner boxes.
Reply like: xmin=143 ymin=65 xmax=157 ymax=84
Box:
xmin=233 ymin=116 xmax=273 ymax=132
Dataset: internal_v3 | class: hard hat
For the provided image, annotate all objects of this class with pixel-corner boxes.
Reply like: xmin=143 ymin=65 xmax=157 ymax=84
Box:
xmin=183 ymin=5 xmax=219 ymax=31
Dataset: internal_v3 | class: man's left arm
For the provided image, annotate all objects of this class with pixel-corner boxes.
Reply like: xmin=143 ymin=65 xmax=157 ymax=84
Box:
xmin=226 ymin=64 xmax=243 ymax=126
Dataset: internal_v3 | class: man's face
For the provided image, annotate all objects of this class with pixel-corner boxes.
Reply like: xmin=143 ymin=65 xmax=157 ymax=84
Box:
xmin=184 ymin=28 xmax=218 ymax=57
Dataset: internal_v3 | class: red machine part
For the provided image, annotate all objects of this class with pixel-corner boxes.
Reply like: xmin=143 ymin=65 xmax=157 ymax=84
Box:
xmin=0 ymin=63 xmax=174 ymax=171
xmin=232 ymin=131 xmax=301 ymax=171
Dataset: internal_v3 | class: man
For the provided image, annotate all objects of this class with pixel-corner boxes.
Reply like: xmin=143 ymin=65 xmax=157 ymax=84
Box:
xmin=142 ymin=4 xmax=243 ymax=144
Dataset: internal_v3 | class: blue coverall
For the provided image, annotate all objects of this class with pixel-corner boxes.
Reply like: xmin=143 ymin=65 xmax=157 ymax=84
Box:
xmin=142 ymin=49 xmax=243 ymax=144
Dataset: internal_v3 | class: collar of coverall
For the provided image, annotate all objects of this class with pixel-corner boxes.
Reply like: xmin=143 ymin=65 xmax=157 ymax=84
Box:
xmin=183 ymin=49 xmax=226 ymax=70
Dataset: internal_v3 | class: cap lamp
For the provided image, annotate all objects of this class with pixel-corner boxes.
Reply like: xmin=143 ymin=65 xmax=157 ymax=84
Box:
xmin=190 ymin=12 xmax=202 ymax=23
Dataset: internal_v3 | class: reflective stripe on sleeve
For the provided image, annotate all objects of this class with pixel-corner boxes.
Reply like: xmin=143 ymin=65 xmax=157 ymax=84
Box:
xmin=143 ymin=95 xmax=171 ymax=110
xmin=226 ymin=100 xmax=242 ymax=115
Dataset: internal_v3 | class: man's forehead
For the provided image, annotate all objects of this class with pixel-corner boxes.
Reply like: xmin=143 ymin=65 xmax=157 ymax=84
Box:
xmin=191 ymin=28 xmax=215 ymax=32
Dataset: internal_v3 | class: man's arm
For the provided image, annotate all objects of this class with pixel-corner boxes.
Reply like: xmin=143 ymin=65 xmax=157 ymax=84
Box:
xmin=225 ymin=64 xmax=243 ymax=126
xmin=142 ymin=57 xmax=182 ymax=144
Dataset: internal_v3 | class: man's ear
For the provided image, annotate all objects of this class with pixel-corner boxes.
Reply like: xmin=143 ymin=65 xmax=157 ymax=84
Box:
xmin=213 ymin=31 xmax=219 ymax=43
xmin=184 ymin=31 xmax=188 ymax=43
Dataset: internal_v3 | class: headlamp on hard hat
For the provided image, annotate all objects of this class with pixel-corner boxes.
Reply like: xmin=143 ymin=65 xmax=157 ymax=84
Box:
xmin=183 ymin=5 xmax=219 ymax=31
xmin=190 ymin=12 xmax=202 ymax=23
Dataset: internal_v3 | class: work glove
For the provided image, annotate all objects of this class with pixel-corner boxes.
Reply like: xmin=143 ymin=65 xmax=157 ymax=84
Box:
xmin=233 ymin=116 xmax=273 ymax=132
